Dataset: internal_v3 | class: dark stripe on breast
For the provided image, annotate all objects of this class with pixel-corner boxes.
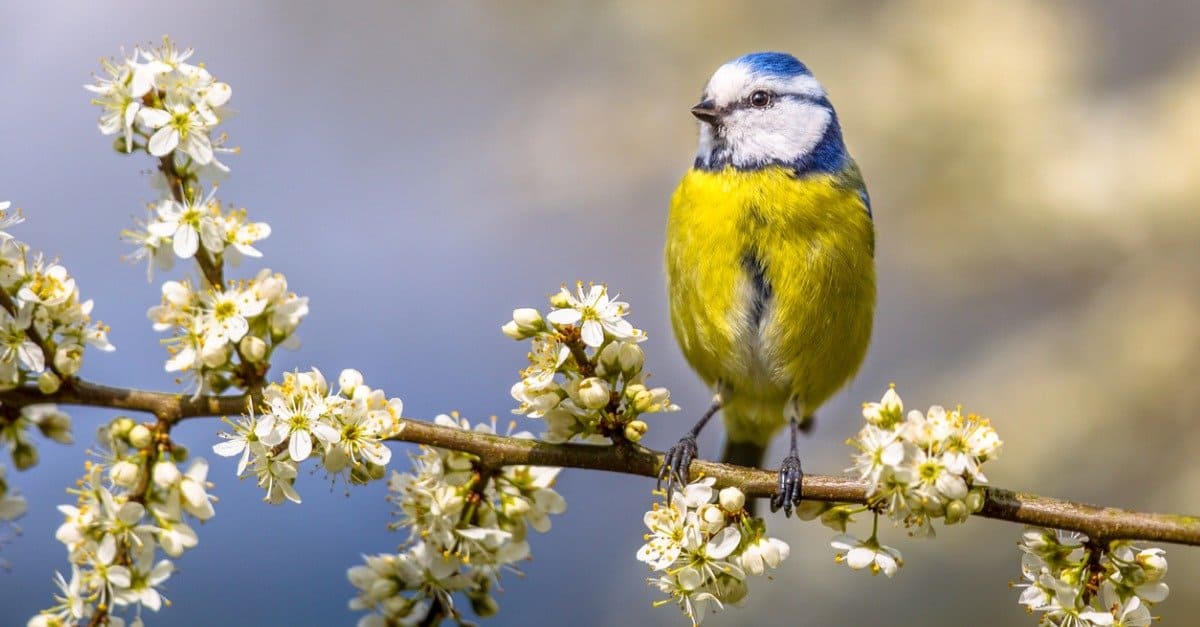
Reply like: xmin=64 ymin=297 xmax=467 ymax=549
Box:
xmin=742 ymin=250 xmax=772 ymax=329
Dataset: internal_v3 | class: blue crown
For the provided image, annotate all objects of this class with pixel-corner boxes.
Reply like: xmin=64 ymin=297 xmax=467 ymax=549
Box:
xmin=736 ymin=52 xmax=811 ymax=78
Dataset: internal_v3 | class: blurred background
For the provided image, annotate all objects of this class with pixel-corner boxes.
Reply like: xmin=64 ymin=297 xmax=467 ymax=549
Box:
xmin=1 ymin=0 xmax=1198 ymax=624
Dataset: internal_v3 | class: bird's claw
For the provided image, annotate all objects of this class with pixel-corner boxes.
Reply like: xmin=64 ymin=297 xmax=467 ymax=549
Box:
xmin=657 ymin=435 xmax=699 ymax=502
xmin=769 ymin=455 xmax=803 ymax=516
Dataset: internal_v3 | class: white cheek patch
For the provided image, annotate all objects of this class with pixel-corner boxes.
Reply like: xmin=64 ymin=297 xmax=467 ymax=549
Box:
xmin=723 ymin=100 xmax=831 ymax=167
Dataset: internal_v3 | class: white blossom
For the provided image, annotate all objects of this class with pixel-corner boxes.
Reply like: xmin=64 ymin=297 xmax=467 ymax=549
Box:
xmin=546 ymin=282 xmax=643 ymax=347
xmin=638 ymin=479 xmax=788 ymax=626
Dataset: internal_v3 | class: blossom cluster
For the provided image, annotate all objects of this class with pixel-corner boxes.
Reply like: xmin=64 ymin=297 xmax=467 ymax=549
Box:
xmin=213 ymin=368 xmax=400 ymax=504
xmin=88 ymin=41 xmax=293 ymax=393
xmin=1015 ymin=527 xmax=1169 ymax=626
xmin=796 ymin=386 xmax=1002 ymax=578
xmin=147 ymin=270 xmax=307 ymax=395
xmin=850 ymin=386 xmax=1002 ymax=534
xmin=0 ymin=203 xmax=115 ymax=393
xmin=505 ymin=282 xmax=677 ymax=443
xmin=637 ymin=477 xmax=790 ymax=626
xmin=86 ymin=37 xmax=233 ymax=172
xmin=31 ymin=418 xmax=216 ymax=626
xmin=349 ymin=414 xmax=565 ymax=626
xmin=123 ymin=190 xmax=271 ymax=280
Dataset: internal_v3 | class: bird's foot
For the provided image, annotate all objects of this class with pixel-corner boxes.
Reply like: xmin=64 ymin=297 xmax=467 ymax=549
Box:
xmin=657 ymin=435 xmax=699 ymax=501
xmin=769 ymin=454 xmax=803 ymax=517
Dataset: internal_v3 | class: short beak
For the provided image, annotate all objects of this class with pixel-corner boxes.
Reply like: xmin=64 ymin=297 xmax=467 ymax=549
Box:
xmin=690 ymin=100 xmax=720 ymax=125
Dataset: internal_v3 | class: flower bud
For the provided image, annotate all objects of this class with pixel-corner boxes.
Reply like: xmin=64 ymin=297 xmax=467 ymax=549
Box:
xmin=171 ymin=445 xmax=189 ymax=462
xmin=500 ymin=320 xmax=525 ymax=340
xmin=576 ymin=377 xmax=611 ymax=410
xmin=54 ymin=344 xmax=83 ymax=376
xmin=965 ymin=488 xmax=985 ymax=513
xmin=128 ymin=424 xmax=154 ymax=449
xmin=110 ymin=460 xmax=141 ymax=488
xmin=111 ymin=416 xmax=135 ymax=439
xmin=338 ymin=369 xmax=364 ymax=396
xmin=153 ymin=460 xmax=181 ymax=488
xmin=239 ymin=335 xmax=267 ymax=363
xmin=697 ymin=504 xmax=725 ymax=534
xmin=618 ymin=342 xmax=644 ymax=377
xmin=719 ymin=487 xmax=746 ymax=513
xmin=12 ymin=441 xmax=38 ymax=470
xmin=33 ymin=409 xmax=72 ymax=444
xmin=944 ymin=499 xmax=969 ymax=524
xmin=598 ymin=341 xmax=621 ymax=373
xmin=512 ymin=308 xmax=544 ymax=333
xmin=1136 ymin=548 xmax=1168 ymax=582
xmin=623 ymin=419 xmax=648 ymax=443
xmin=37 ymin=371 xmax=61 ymax=394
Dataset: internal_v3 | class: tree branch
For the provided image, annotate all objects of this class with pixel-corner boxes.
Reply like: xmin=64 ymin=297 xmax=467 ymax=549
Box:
xmin=385 ymin=418 xmax=1200 ymax=547
xmin=3 ymin=377 xmax=1197 ymax=547
xmin=0 ymin=380 xmax=247 ymax=423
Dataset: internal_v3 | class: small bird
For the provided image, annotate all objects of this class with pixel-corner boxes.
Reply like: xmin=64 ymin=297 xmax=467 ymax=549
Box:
xmin=660 ymin=52 xmax=875 ymax=515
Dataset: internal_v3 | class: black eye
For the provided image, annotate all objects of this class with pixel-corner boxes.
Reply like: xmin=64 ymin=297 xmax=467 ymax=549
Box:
xmin=750 ymin=90 xmax=771 ymax=107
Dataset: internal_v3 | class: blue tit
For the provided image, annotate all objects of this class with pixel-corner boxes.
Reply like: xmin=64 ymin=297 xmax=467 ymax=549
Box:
xmin=660 ymin=52 xmax=875 ymax=515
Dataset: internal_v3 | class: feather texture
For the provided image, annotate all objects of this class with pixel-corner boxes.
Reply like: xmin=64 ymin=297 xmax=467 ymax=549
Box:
xmin=665 ymin=165 xmax=875 ymax=446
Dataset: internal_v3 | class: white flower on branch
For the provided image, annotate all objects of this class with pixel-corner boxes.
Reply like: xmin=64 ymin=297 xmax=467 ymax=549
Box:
xmin=351 ymin=414 xmax=564 ymax=626
xmin=84 ymin=54 xmax=143 ymax=153
xmin=0 ymin=304 xmax=44 ymax=376
xmin=89 ymin=37 xmax=234 ymax=173
xmin=215 ymin=368 xmax=399 ymax=502
xmin=831 ymin=533 xmax=903 ymax=577
xmin=505 ymin=283 xmax=674 ymax=443
xmin=0 ymin=201 xmax=25 ymax=241
xmin=148 ymin=192 xmax=225 ymax=259
xmin=1014 ymin=525 xmax=1169 ymax=626
xmin=148 ymin=272 xmax=307 ymax=394
xmin=845 ymin=386 xmax=1000 ymax=534
xmin=546 ymin=281 xmax=643 ymax=347
xmin=35 ymin=415 xmax=216 ymax=625
xmin=638 ymin=478 xmax=789 ymax=626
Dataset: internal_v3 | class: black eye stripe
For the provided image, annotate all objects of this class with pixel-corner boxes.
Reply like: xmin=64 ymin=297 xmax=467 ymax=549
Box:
xmin=731 ymin=93 xmax=828 ymax=110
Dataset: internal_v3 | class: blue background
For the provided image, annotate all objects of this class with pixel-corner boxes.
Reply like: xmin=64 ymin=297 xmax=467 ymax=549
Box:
xmin=2 ymin=1 xmax=1199 ymax=625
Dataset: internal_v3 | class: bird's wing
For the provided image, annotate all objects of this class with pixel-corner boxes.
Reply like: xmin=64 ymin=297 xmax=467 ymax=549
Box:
xmin=835 ymin=159 xmax=872 ymax=220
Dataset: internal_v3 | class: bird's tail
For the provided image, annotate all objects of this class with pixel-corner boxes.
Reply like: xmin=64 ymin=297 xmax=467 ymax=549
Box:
xmin=720 ymin=438 xmax=767 ymax=516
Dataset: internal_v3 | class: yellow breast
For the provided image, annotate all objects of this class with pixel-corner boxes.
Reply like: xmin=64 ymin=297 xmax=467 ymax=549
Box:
xmin=665 ymin=165 xmax=875 ymax=442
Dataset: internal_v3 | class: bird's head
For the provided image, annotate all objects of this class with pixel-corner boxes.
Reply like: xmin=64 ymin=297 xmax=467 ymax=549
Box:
xmin=692 ymin=52 xmax=845 ymax=172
